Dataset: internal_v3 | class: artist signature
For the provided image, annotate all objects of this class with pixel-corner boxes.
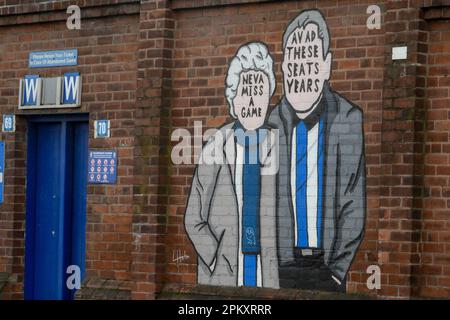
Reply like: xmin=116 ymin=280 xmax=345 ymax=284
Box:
xmin=172 ymin=249 xmax=190 ymax=271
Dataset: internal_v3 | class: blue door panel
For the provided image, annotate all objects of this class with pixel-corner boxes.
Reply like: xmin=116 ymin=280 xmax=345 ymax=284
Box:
xmin=33 ymin=123 xmax=63 ymax=299
xmin=71 ymin=122 xmax=88 ymax=282
xmin=25 ymin=116 xmax=88 ymax=300
xmin=63 ymin=121 xmax=88 ymax=300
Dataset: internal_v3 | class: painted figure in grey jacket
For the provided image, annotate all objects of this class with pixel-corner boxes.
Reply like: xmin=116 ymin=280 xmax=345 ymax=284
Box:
xmin=184 ymin=42 xmax=280 ymax=288
xmin=268 ymin=9 xmax=366 ymax=292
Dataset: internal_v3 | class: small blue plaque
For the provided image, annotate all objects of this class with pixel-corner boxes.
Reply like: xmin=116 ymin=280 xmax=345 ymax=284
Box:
xmin=95 ymin=120 xmax=110 ymax=138
xmin=88 ymin=150 xmax=117 ymax=184
xmin=2 ymin=115 xmax=15 ymax=132
xmin=29 ymin=49 xmax=78 ymax=68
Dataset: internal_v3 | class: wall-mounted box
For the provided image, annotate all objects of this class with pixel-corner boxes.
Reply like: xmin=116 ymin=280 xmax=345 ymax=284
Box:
xmin=392 ymin=46 xmax=408 ymax=60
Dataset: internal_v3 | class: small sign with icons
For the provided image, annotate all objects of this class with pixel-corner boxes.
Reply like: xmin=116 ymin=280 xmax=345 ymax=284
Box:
xmin=88 ymin=150 xmax=117 ymax=184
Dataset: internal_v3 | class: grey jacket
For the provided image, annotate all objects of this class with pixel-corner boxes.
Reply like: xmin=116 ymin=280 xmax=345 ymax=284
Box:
xmin=267 ymin=82 xmax=366 ymax=282
xmin=184 ymin=122 xmax=279 ymax=288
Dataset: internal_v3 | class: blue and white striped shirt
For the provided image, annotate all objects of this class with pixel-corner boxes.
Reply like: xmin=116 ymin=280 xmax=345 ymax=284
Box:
xmin=290 ymin=114 xmax=326 ymax=249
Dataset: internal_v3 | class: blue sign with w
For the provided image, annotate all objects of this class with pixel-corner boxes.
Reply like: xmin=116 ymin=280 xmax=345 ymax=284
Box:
xmin=23 ymin=75 xmax=40 ymax=106
xmin=63 ymin=72 xmax=80 ymax=104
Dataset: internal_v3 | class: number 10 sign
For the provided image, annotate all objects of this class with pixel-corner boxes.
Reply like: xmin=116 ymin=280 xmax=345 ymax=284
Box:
xmin=94 ymin=120 xmax=110 ymax=138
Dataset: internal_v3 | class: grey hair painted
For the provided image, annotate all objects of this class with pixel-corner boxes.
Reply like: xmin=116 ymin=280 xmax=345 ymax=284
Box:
xmin=225 ymin=42 xmax=276 ymax=118
xmin=282 ymin=9 xmax=330 ymax=60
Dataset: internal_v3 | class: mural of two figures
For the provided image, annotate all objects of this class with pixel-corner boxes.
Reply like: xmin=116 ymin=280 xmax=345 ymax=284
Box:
xmin=184 ymin=9 xmax=366 ymax=292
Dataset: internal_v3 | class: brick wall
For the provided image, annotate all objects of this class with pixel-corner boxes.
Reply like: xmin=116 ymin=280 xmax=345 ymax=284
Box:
xmin=131 ymin=0 xmax=174 ymax=299
xmin=168 ymin=0 xmax=384 ymax=296
xmin=0 ymin=0 xmax=449 ymax=300
xmin=418 ymin=18 xmax=450 ymax=297
xmin=0 ymin=5 xmax=140 ymax=298
xmin=378 ymin=1 xmax=425 ymax=298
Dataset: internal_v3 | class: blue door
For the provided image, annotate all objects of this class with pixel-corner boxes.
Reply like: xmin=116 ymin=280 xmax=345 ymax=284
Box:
xmin=25 ymin=115 xmax=88 ymax=300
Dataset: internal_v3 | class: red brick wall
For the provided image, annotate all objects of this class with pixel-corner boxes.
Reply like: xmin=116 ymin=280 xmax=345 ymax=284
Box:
xmin=0 ymin=0 xmax=449 ymax=300
xmin=131 ymin=0 xmax=174 ymax=299
xmin=168 ymin=0 xmax=385 ymax=296
xmin=0 ymin=11 xmax=140 ymax=299
xmin=418 ymin=18 xmax=450 ymax=297
xmin=378 ymin=1 xmax=425 ymax=298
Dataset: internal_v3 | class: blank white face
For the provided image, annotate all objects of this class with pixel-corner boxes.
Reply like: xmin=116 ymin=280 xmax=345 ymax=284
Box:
xmin=282 ymin=23 xmax=331 ymax=116
xmin=233 ymin=70 xmax=270 ymax=131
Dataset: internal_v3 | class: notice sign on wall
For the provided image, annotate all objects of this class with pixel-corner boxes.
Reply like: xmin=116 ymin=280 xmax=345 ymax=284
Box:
xmin=0 ymin=142 xmax=4 ymax=204
xmin=88 ymin=150 xmax=117 ymax=184
xmin=29 ymin=49 xmax=78 ymax=68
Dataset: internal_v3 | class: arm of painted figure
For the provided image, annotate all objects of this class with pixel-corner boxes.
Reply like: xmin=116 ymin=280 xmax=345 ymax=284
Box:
xmin=328 ymin=106 xmax=366 ymax=283
xmin=184 ymin=141 xmax=224 ymax=275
